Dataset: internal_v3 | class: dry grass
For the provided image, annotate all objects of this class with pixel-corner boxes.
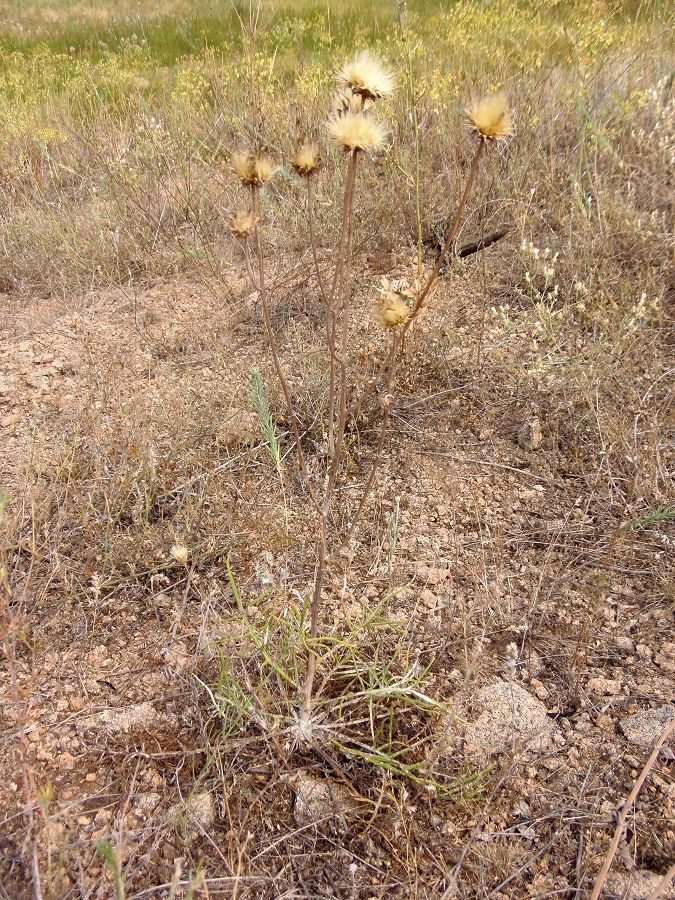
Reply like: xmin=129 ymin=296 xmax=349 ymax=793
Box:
xmin=1 ymin=0 xmax=674 ymax=897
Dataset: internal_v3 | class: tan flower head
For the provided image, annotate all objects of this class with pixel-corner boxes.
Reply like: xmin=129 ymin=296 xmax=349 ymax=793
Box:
xmin=170 ymin=544 xmax=189 ymax=565
xmin=292 ymin=141 xmax=321 ymax=177
xmin=231 ymin=150 xmax=276 ymax=186
xmin=465 ymin=94 xmax=512 ymax=141
xmin=337 ymin=51 xmax=395 ymax=101
xmin=228 ymin=210 xmax=258 ymax=238
xmin=327 ymin=111 xmax=388 ymax=153
xmin=376 ymin=278 xmax=410 ymax=328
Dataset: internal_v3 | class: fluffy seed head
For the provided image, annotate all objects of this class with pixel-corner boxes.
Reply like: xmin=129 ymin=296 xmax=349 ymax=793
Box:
xmin=465 ymin=94 xmax=512 ymax=141
xmin=337 ymin=51 xmax=395 ymax=101
xmin=292 ymin=142 xmax=321 ymax=177
xmin=231 ymin=150 xmax=276 ymax=186
xmin=228 ymin=210 xmax=258 ymax=238
xmin=170 ymin=544 xmax=189 ymax=565
xmin=376 ymin=279 xmax=410 ymax=328
xmin=327 ymin=112 xmax=387 ymax=153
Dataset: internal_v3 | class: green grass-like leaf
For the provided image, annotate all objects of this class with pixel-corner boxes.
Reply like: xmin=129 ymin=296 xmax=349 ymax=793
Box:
xmin=248 ymin=366 xmax=283 ymax=478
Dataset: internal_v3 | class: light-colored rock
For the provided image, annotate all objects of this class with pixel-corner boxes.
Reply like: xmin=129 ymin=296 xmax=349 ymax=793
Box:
xmin=1 ymin=412 xmax=21 ymax=428
xmin=132 ymin=792 xmax=162 ymax=820
xmin=420 ymin=588 xmax=438 ymax=609
xmin=0 ymin=377 xmax=14 ymax=396
xmin=615 ymin=636 xmax=634 ymax=652
xmin=605 ymin=869 xmax=672 ymax=899
xmin=619 ymin=705 xmax=674 ymax=747
xmin=655 ymin=642 xmax=675 ymax=674
xmin=94 ymin=702 xmax=160 ymax=734
xmin=172 ymin=791 xmax=216 ymax=834
xmin=217 ymin=408 xmax=259 ymax=449
xmin=24 ymin=374 xmax=47 ymax=390
xmin=293 ymin=774 xmax=356 ymax=829
xmin=517 ymin=417 xmax=542 ymax=451
xmin=463 ymin=679 xmax=557 ymax=756
xmin=587 ymin=677 xmax=623 ymax=696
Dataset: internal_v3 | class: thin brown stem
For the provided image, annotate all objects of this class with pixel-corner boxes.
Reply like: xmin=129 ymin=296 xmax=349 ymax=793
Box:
xmin=307 ymin=176 xmax=337 ymax=460
xmin=243 ymin=240 xmax=260 ymax=292
xmin=646 ymin=864 xmax=675 ymax=900
xmin=302 ymin=150 xmax=359 ymax=722
xmin=251 ymin=187 xmax=317 ymax=506
xmin=349 ymin=137 xmax=486 ymax=425
xmin=326 ymin=151 xmax=358 ymax=502
xmin=306 ymin=177 xmax=329 ymax=306
xmin=326 ymin=150 xmax=358 ymax=470
xmin=590 ymin=718 xmax=674 ymax=900
xmin=347 ymin=330 xmax=399 ymax=537
xmin=301 ymin=509 xmax=327 ymax=718
xmin=401 ymin=137 xmax=485 ymax=338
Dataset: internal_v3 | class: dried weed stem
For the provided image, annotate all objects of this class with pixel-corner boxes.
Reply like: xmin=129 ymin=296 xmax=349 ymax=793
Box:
xmin=251 ymin=186 xmax=317 ymax=506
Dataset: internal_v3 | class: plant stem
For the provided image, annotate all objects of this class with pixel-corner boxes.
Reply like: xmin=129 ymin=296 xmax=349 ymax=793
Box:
xmin=326 ymin=150 xmax=358 ymax=469
xmin=302 ymin=149 xmax=359 ymax=721
xmin=402 ymin=137 xmax=485 ymax=336
xmin=301 ymin=507 xmax=326 ymax=718
xmin=590 ymin=718 xmax=674 ymax=900
xmin=397 ymin=3 xmax=423 ymax=278
xmin=306 ymin=176 xmax=329 ymax=305
xmin=326 ymin=150 xmax=358 ymax=498
xmin=351 ymin=138 xmax=486 ymax=422
xmin=347 ymin=330 xmax=399 ymax=537
xmin=307 ymin=176 xmax=337 ymax=460
xmin=347 ymin=138 xmax=487 ymax=531
xmin=251 ymin=186 xmax=316 ymax=505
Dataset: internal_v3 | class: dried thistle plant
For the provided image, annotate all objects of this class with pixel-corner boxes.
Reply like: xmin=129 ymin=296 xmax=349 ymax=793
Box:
xmin=465 ymin=93 xmax=512 ymax=142
xmin=227 ymin=210 xmax=258 ymax=238
xmin=347 ymin=92 xmax=513 ymax=539
xmin=327 ymin=112 xmax=388 ymax=153
xmin=291 ymin=142 xmax=321 ymax=177
xmin=376 ymin=278 xmax=411 ymax=328
xmin=231 ymin=150 xmax=276 ymax=187
xmin=227 ymin=59 xmax=512 ymax=733
xmin=337 ymin=51 xmax=396 ymax=101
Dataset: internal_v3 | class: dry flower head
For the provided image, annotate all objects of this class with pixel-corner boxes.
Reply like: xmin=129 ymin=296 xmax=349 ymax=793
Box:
xmin=376 ymin=278 xmax=410 ymax=328
xmin=327 ymin=111 xmax=387 ymax=153
xmin=231 ymin=150 xmax=277 ymax=186
xmin=170 ymin=544 xmax=189 ymax=565
xmin=465 ymin=94 xmax=512 ymax=141
xmin=228 ymin=210 xmax=258 ymax=238
xmin=337 ymin=51 xmax=395 ymax=101
xmin=292 ymin=142 xmax=321 ymax=177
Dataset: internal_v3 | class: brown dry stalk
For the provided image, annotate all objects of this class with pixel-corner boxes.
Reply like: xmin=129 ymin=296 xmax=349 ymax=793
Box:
xmin=325 ymin=150 xmax=358 ymax=475
xmin=327 ymin=152 xmax=358 ymax=495
xmin=401 ymin=136 xmax=485 ymax=337
xmin=302 ymin=149 xmax=359 ymax=720
xmin=347 ymin=330 xmax=399 ymax=537
xmin=306 ymin=175 xmax=336 ymax=460
xmin=346 ymin=137 xmax=487 ymax=531
xmin=590 ymin=718 xmax=674 ymax=900
xmin=350 ymin=137 xmax=486 ymax=423
xmin=251 ymin=186 xmax=317 ymax=507
xmin=646 ymin=863 xmax=675 ymax=900
xmin=306 ymin=176 xmax=329 ymax=306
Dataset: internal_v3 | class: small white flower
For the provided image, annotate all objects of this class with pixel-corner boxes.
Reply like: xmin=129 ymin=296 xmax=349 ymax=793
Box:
xmin=170 ymin=544 xmax=189 ymax=565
